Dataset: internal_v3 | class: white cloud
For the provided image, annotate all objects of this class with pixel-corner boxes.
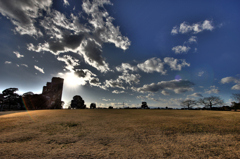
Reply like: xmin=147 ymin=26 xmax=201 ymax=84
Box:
xmin=116 ymin=63 xmax=138 ymax=73
xmin=220 ymin=76 xmax=240 ymax=90
xmin=171 ymin=20 xmax=215 ymax=35
xmin=134 ymin=79 xmax=194 ymax=94
xmin=172 ymin=45 xmax=191 ymax=54
xmin=188 ymin=36 xmax=197 ymax=43
xmin=204 ymin=85 xmax=220 ymax=94
xmin=13 ymin=51 xmax=24 ymax=58
xmin=171 ymin=26 xmax=178 ymax=35
xmin=198 ymin=71 xmax=204 ymax=77
xmin=161 ymin=90 xmax=170 ymax=96
xmin=164 ymin=57 xmax=190 ymax=71
xmin=63 ymin=0 xmax=70 ymax=6
xmin=5 ymin=61 xmax=12 ymax=64
xmin=105 ymin=79 xmax=125 ymax=90
xmin=57 ymin=55 xmax=80 ymax=72
xmin=0 ymin=0 xmax=52 ymax=38
xmin=27 ymin=1 xmax=130 ymax=73
xmin=188 ymin=93 xmax=203 ymax=97
xmin=112 ymin=90 xmax=125 ymax=94
xmin=137 ymin=57 xmax=166 ymax=74
xmin=118 ymin=73 xmax=141 ymax=85
xmin=137 ymin=57 xmax=190 ymax=74
xmin=34 ymin=65 xmax=44 ymax=74
xmin=21 ymin=64 xmax=28 ymax=67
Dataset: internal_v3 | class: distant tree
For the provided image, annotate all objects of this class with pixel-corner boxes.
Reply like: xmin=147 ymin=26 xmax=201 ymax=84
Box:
xmin=141 ymin=102 xmax=149 ymax=109
xmin=180 ymin=99 xmax=197 ymax=110
xmin=2 ymin=88 xmax=20 ymax=110
xmin=109 ymin=106 xmax=113 ymax=109
xmin=198 ymin=96 xmax=224 ymax=110
xmin=231 ymin=93 xmax=240 ymax=103
xmin=71 ymin=95 xmax=86 ymax=109
xmin=90 ymin=103 xmax=96 ymax=109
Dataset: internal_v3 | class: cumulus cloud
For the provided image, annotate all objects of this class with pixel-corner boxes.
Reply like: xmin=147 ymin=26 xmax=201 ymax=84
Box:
xmin=198 ymin=71 xmax=204 ymax=77
xmin=171 ymin=20 xmax=214 ymax=35
xmin=57 ymin=55 xmax=80 ymax=71
xmin=204 ymin=85 xmax=220 ymax=94
xmin=105 ymin=79 xmax=125 ymax=90
xmin=5 ymin=61 xmax=12 ymax=64
xmin=137 ymin=57 xmax=166 ymax=74
xmin=188 ymin=92 xmax=203 ymax=97
xmin=118 ymin=73 xmax=141 ymax=85
xmin=134 ymin=79 xmax=194 ymax=94
xmin=13 ymin=51 xmax=24 ymax=58
xmin=172 ymin=45 xmax=191 ymax=54
xmin=34 ymin=65 xmax=44 ymax=73
xmin=164 ymin=57 xmax=190 ymax=71
xmin=188 ymin=36 xmax=197 ymax=43
xmin=112 ymin=90 xmax=125 ymax=94
xmin=116 ymin=63 xmax=138 ymax=73
xmin=161 ymin=90 xmax=170 ymax=96
xmin=26 ymin=0 xmax=130 ymax=73
xmin=220 ymin=76 xmax=240 ymax=90
xmin=0 ymin=0 xmax=52 ymax=37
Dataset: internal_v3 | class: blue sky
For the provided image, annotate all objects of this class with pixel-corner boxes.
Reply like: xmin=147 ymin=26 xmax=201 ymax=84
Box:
xmin=0 ymin=0 xmax=240 ymax=108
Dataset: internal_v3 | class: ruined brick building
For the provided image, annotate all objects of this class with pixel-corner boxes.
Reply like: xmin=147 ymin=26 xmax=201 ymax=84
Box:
xmin=42 ymin=77 xmax=64 ymax=108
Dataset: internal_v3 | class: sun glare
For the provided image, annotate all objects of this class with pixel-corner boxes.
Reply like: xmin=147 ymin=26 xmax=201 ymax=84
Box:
xmin=64 ymin=72 xmax=86 ymax=87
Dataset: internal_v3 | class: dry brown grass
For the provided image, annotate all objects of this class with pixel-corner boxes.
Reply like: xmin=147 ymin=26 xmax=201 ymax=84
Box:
xmin=0 ymin=110 xmax=240 ymax=158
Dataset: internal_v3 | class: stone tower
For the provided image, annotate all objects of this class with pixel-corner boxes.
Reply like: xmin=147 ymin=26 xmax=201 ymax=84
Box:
xmin=42 ymin=77 xmax=64 ymax=108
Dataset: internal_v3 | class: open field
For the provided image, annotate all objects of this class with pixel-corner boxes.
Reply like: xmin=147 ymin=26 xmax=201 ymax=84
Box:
xmin=0 ymin=110 xmax=240 ymax=159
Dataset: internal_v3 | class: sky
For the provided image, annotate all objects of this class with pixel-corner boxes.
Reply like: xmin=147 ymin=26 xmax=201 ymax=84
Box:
xmin=0 ymin=0 xmax=240 ymax=108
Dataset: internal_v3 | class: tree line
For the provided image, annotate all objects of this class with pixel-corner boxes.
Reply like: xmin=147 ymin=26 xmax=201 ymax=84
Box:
xmin=180 ymin=94 xmax=240 ymax=111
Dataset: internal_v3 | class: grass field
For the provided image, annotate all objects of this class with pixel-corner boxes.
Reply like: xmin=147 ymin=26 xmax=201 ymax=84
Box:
xmin=0 ymin=110 xmax=240 ymax=158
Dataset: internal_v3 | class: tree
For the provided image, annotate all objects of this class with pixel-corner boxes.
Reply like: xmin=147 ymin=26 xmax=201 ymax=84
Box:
xmin=71 ymin=95 xmax=86 ymax=109
xmin=2 ymin=88 xmax=20 ymax=110
xmin=231 ymin=93 xmax=240 ymax=103
xmin=90 ymin=103 xmax=96 ymax=109
xmin=198 ymin=96 xmax=224 ymax=110
xmin=180 ymin=99 xmax=197 ymax=110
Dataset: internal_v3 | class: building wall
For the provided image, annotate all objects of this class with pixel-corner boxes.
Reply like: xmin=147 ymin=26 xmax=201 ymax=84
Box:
xmin=42 ymin=77 xmax=64 ymax=108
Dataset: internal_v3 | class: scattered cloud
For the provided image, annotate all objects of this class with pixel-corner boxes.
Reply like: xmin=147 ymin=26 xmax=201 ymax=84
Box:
xmin=164 ymin=57 xmax=190 ymax=71
xmin=63 ymin=0 xmax=70 ymax=6
xmin=118 ymin=73 xmax=141 ymax=85
xmin=21 ymin=64 xmax=28 ymax=67
xmin=172 ymin=45 xmax=191 ymax=54
xmin=112 ymin=90 xmax=125 ymax=94
xmin=161 ymin=90 xmax=170 ymax=96
xmin=188 ymin=93 xmax=203 ymax=97
xmin=105 ymin=79 xmax=125 ymax=90
xmin=137 ymin=57 xmax=190 ymax=74
xmin=116 ymin=63 xmax=138 ymax=73
xmin=204 ymin=85 xmax=220 ymax=94
xmin=220 ymin=76 xmax=240 ymax=90
xmin=0 ymin=0 xmax=52 ymax=37
xmin=13 ymin=51 xmax=24 ymax=58
xmin=133 ymin=79 xmax=194 ymax=94
xmin=198 ymin=71 xmax=204 ymax=77
xmin=171 ymin=20 xmax=214 ymax=35
xmin=137 ymin=57 xmax=166 ymax=74
xmin=34 ymin=65 xmax=44 ymax=74
xmin=188 ymin=36 xmax=197 ymax=43
xmin=26 ymin=0 xmax=130 ymax=73
xmin=5 ymin=61 xmax=12 ymax=64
